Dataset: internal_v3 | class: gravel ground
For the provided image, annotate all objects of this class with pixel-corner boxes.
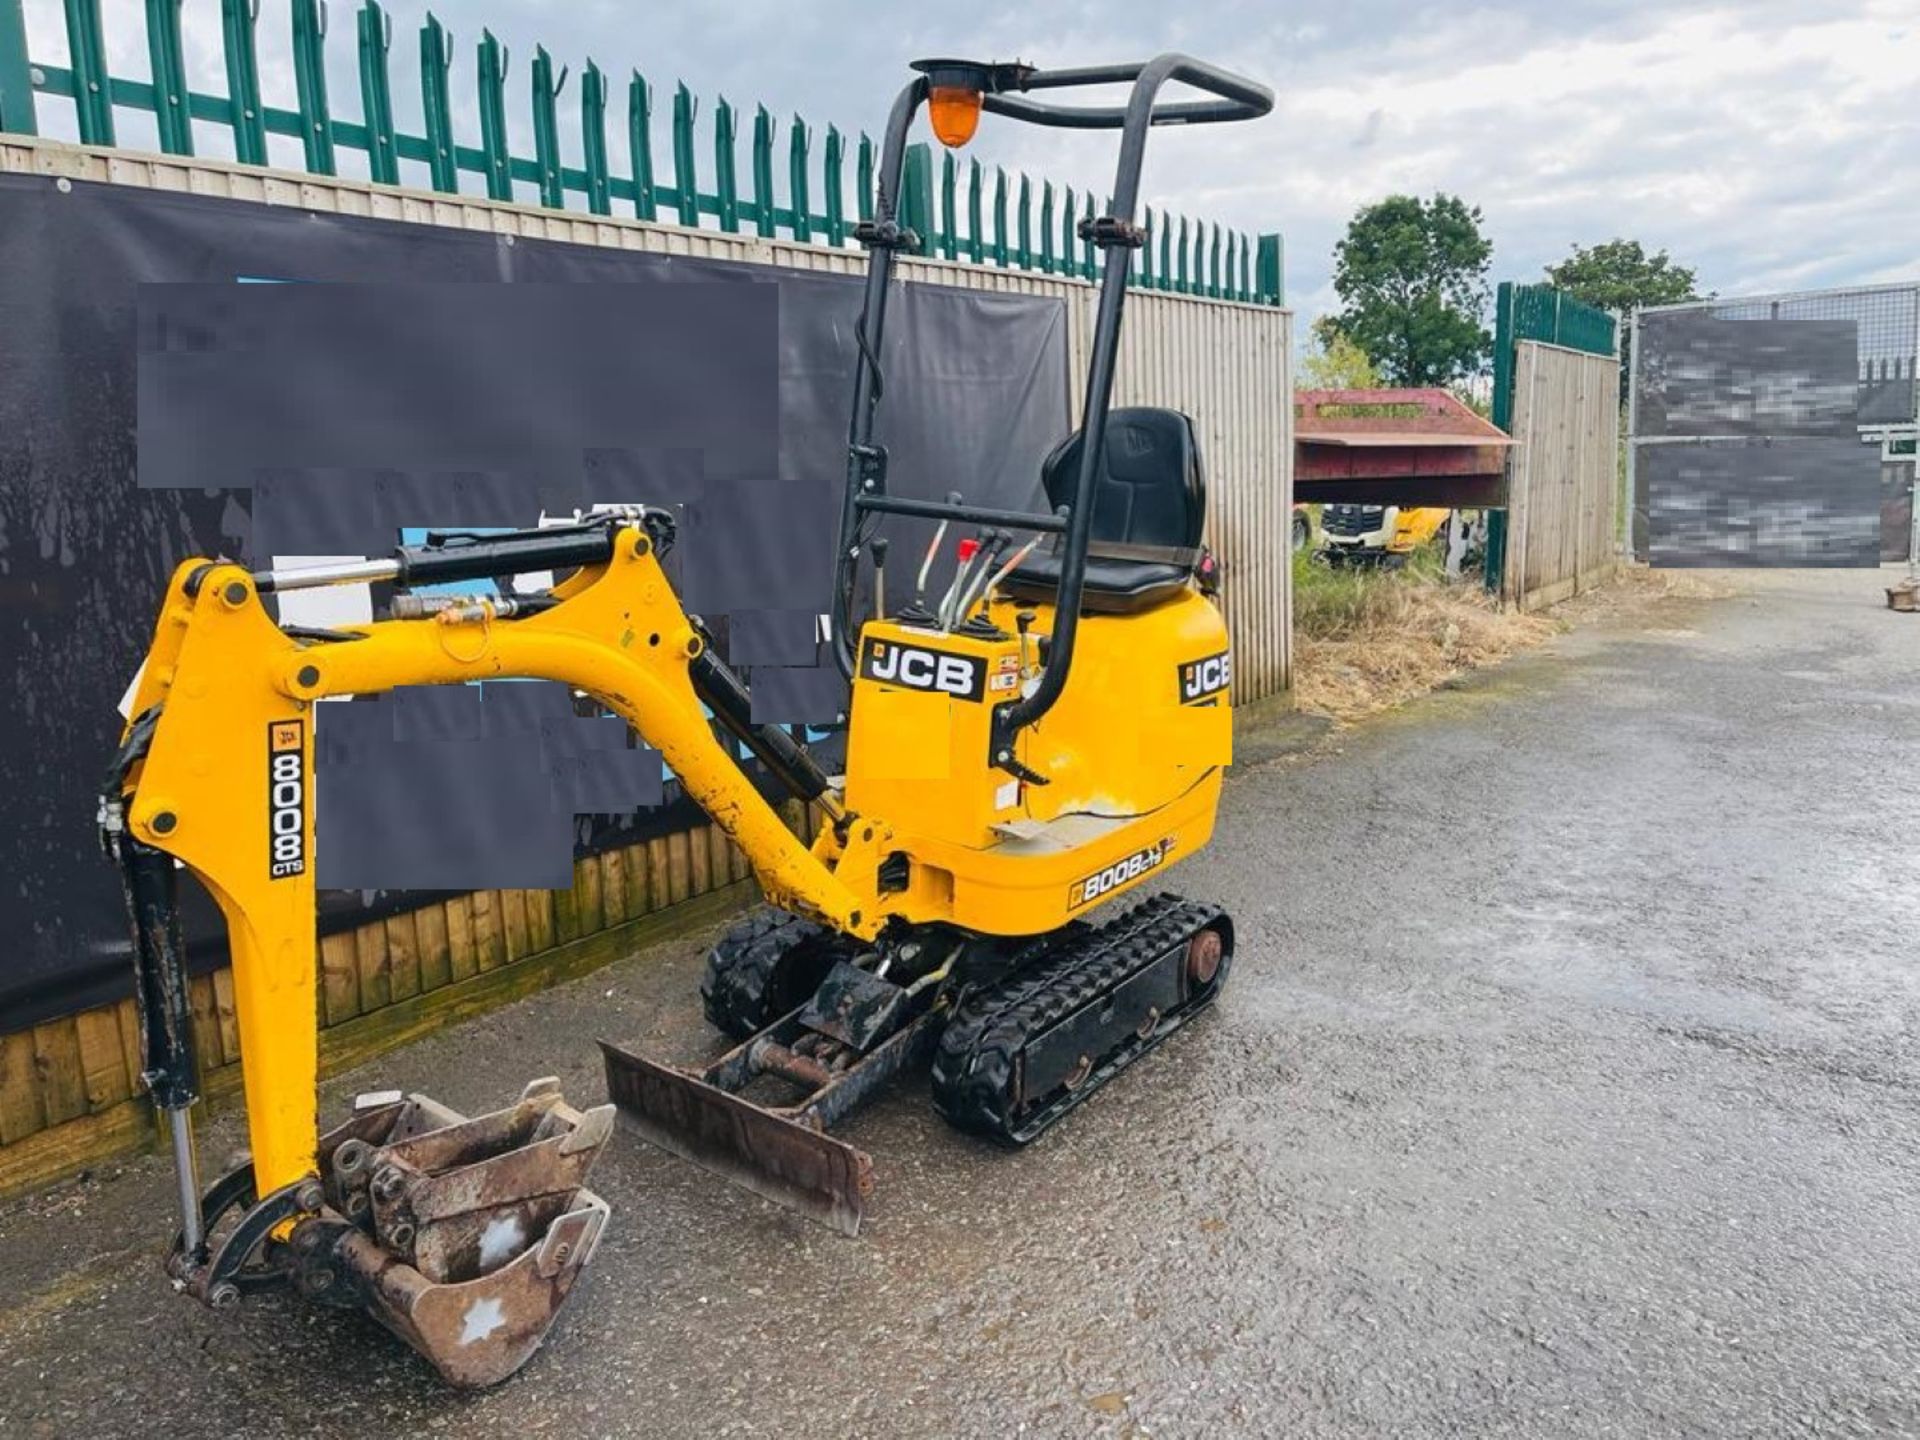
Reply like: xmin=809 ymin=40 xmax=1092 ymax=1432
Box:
xmin=1 ymin=565 xmax=1916 ymax=1438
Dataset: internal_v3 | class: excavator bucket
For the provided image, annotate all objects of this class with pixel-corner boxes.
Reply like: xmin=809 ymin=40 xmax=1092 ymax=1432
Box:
xmin=289 ymin=1079 xmax=612 ymax=1387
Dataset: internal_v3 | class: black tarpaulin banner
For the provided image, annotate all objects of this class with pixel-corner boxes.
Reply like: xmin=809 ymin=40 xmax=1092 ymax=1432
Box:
xmin=0 ymin=174 xmax=1069 ymax=1030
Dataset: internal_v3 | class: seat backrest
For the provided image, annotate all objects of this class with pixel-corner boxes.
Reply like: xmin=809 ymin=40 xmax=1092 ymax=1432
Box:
xmin=1039 ymin=407 xmax=1206 ymax=557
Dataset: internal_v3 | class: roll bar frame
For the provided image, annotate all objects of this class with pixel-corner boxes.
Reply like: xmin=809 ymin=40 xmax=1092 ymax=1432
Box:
xmin=828 ymin=55 xmax=1272 ymax=745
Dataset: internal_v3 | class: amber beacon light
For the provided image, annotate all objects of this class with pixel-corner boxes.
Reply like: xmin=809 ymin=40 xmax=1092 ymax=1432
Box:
xmin=927 ymin=84 xmax=983 ymax=147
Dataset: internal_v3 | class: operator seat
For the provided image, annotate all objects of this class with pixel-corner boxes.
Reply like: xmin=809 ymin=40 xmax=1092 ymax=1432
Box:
xmin=1001 ymin=406 xmax=1209 ymax=616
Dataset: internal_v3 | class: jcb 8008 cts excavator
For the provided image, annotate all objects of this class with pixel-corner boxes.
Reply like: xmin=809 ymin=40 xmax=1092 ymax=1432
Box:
xmin=102 ymin=54 xmax=1270 ymax=1386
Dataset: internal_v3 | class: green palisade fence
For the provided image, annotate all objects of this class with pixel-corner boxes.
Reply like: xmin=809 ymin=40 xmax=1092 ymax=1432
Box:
xmin=0 ymin=0 xmax=1281 ymax=305
xmin=1484 ymin=280 xmax=1620 ymax=587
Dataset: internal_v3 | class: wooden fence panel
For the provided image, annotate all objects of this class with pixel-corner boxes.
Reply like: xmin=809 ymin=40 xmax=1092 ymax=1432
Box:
xmin=1504 ymin=340 xmax=1620 ymax=611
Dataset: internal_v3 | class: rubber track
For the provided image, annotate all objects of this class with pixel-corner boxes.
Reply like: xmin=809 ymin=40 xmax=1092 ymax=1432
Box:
xmin=930 ymin=893 xmax=1227 ymax=1143
xmin=699 ymin=906 xmax=852 ymax=1039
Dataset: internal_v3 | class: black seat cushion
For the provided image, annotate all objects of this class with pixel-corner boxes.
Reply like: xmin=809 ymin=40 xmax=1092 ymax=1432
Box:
xmin=1000 ymin=554 xmax=1191 ymax=615
xmin=1005 ymin=406 xmax=1206 ymax=613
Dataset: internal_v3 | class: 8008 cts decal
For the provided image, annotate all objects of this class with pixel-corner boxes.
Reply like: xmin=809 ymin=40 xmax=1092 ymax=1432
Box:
xmin=1068 ymin=837 xmax=1175 ymax=909
xmin=267 ymin=719 xmax=306 ymax=879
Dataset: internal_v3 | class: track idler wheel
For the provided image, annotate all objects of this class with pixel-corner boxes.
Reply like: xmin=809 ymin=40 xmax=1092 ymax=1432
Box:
xmin=931 ymin=894 xmax=1234 ymax=1146
xmin=701 ymin=907 xmax=856 ymax=1038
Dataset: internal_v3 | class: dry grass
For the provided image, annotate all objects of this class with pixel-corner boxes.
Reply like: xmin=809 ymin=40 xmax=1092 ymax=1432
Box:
xmin=1289 ymin=556 xmax=1718 ymax=725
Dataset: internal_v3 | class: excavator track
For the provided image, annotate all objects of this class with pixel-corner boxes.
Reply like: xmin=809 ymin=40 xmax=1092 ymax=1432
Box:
xmin=931 ymin=892 xmax=1233 ymax=1145
xmin=701 ymin=906 xmax=858 ymax=1038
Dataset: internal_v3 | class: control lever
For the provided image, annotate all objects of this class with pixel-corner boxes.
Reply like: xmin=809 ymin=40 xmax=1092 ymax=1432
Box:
xmin=952 ymin=530 xmax=1010 ymax=626
xmin=937 ymin=534 xmax=987 ymax=630
xmin=1015 ymin=609 xmax=1038 ymax=681
xmin=900 ymin=491 xmax=963 ymax=625
xmin=869 ymin=537 xmax=890 ymax=621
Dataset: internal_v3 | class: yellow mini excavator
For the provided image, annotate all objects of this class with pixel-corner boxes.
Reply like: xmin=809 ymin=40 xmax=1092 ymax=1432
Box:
xmin=102 ymin=54 xmax=1270 ymax=1386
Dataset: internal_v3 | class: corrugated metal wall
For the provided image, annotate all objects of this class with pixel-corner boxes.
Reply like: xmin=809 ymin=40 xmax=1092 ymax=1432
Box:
xmin=1504 ymin=339 xmax=1620 ymax=610
xmin=0 ymin=137 xmax=1292 ymax=1197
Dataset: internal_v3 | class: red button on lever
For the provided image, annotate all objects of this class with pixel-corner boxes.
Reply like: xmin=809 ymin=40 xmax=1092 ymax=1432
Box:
xmin=956 ymin=538 xmax=980 ymax=561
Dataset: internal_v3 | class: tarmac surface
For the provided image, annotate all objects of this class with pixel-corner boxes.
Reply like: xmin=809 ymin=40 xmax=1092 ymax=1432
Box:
xmin=2 ymin=567 xmax=1917 ymax=1437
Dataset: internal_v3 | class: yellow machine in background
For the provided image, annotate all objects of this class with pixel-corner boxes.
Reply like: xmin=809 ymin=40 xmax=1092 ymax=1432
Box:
xmin=103 ymin=52 xmax=1269 ymax=1387
xmin=1316 ymin=503 xmax=1453 ymax=567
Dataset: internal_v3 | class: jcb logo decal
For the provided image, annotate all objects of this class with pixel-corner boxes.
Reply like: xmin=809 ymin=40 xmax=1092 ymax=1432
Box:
xmin=1068 ymin=838 xmax=1175 ymax=909
xmin=267 ymin=719 xmax=306 ymax=879
xmin=859 ymin=637 xmax=986 ymax=701
xmin=1178 ymin=651 xmax=1232 ymax=705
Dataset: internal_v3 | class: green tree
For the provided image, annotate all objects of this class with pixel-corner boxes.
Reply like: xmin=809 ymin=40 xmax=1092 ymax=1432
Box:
xmin=1329 ymin=193 xmax=1492 ymax=387
xmin=1297 ymin=319 xmax=1381 ymax=390
xmin=1543 ymin=239 xmax=1701 ymax=313
xmin=1545 ymin=240 xmax=1704 ymax=403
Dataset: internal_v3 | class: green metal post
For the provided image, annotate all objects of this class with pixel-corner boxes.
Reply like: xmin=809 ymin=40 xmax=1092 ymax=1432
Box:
xmin=822 ymin=124 xmax=844 ymax=245
xmin=991 ymin=166 xmax=1008 ymax=267
xmin=787 ymin=116 xmax=811 ymax=242
xmin=1239 ymin=231 xmax=1252 ymax=301
xmin=1483 ymin=280 xmax=1516 ymax=593
xmin=938 ymin=148 xmax=957 ymax=259
xmin=855 ymin=132 xmax=873 ymax=223
xmin=628 ymin=71 xmax=655 ymax=220
xmin=1039 ymin=182 xmax=1054 ymax=274
xmin=749 ymin=104 xmax=774 ymax=237
xmin=1140 ymin=208 xmax=1154 ymax=288
xmin=1158 ymin=216 xmax=1172 ymax=292
xmin=1209 ymin=223 xmax=1222 ymax=298
xmin=898 ymin=142 xmax=931 ymax=253
xmin=965 ymin=157 xmax=982 ymax=264
xmin=144 ymin=0 xmax=192 ymax=154
xmin=1489 ymin=281 xmax=1516 ymax=429
xmin=1255 ymin=232 xmax=1283 ymax=305
xmin=530 ymin=47 xmax=565 ymax=209
xmin=1080 ymin=192 xmax=1094 ymax=279
xmin=1176 ymin=216 xmax=1189 ymax=293
xmin=0 ymin=0 xmax=37 ymax=134
xmin=711 ymin=96 xmax=737 ymax=230
xmin=63 ymin=0 xmax=115 ymax=144
xmin=1223 ymin=230 xmax=1237 ymax=302
xmin=418 ymin=13 xmax=456 ymax=192
xmin=356 ymin=1 xmax=397 ymax=184
xmin=220 ymin=0 xmax=266 ymax=164
xmin=579 ymin=60 xmax=610 ymax=214
xmin=1015 ymin=174 xmax=1031 ymax=269
xmin=290 ymin=0 xmax=333 ymax=172
xmin=671 ymin=81 xmax=698 ymax=226
xmin=476 ymin=30 xmax=511 ymax=201
xmin=1059 ymin=187 xmax=1072 ymax=277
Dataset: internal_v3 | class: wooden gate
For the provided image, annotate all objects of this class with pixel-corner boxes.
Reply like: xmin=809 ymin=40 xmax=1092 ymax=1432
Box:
xmin=1503 ymin=339 xmax=1620 ymax=609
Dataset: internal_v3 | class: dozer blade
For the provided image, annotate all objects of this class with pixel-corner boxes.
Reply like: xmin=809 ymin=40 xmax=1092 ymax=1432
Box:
xmin=600 ymin=1040 xmax=875 ymax=1236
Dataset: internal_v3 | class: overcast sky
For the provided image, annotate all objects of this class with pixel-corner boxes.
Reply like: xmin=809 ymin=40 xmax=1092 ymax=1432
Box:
xmin=19 ymin=1 xmax=1918 ymax=333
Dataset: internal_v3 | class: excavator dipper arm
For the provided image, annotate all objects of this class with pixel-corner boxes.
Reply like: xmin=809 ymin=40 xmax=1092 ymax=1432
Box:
xmin=104 ymin=518 xmax=869 ymax=1384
